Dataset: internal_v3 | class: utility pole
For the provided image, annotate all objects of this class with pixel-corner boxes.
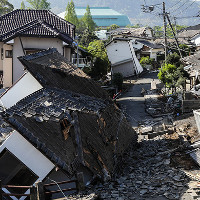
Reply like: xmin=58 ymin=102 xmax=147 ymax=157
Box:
xmin=166 ymin=15 xmax=183 ymax=58
xmin=163 ymin=2 xmax=168 ymax=62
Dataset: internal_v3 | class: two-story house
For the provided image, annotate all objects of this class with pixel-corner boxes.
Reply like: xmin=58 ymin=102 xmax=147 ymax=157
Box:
xmin=0 ymin=9 xmax=75 ymax=88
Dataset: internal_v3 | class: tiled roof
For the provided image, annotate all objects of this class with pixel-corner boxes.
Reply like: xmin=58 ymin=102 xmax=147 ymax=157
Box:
xmin=136 ymin=39 xmax=164 ymax=49
xmin=18 ymin=48 xmax=109 ymax=100
xmin=0 ymin=9 xmax=75 ymax=43
xmin=4 ymin=87 xmax=107 ymax=175
xmin=181 ymin=51 xmax=200 ymax=70
xmin=177 ymin=30 xmax=200 ymax=39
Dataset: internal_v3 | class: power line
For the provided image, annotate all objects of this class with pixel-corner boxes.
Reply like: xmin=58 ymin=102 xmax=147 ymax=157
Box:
xmin=175 ymin=0 xmax=198 ymax=16
xmin=170 ymin=0 xmax=189 ymax=15
xmin=168 ymin=0 xmax=184 ymax=11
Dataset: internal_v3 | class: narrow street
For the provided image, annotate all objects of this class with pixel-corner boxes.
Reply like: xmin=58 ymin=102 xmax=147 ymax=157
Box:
xmin=117 ymin=72 xmax=158 ymax=128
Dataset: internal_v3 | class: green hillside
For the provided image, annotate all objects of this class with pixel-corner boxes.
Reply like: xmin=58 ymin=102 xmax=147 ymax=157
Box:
xmin=9 ymin=0 xmax=200 ymax=26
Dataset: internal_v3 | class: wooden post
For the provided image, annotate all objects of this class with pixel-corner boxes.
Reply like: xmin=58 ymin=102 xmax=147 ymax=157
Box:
xmin=76 ymin=172 xmax=85 ymax=192
xmin=0 ymin=180 xmax=2 ymax=200
xmin=30 ymin=185 xmax=37 ymax=200
xmin=36 ymin=182 xmax=45 ymax=200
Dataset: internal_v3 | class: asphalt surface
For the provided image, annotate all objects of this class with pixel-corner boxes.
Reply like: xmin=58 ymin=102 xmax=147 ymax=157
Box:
xmin=117 ymin=72 xmax=159 ymax=128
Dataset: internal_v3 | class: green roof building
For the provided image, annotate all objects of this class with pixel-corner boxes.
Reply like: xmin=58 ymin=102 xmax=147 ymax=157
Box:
xmin=59 ymin=7 xmax=131 ymax=27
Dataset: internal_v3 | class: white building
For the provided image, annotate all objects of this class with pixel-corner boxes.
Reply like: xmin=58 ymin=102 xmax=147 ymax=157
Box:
xmin=106 ymin=38 xmax=143 ymax=77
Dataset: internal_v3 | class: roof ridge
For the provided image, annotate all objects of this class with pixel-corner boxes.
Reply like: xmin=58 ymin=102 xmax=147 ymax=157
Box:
xmin=47 ymin=10 xmax=75 ymax=28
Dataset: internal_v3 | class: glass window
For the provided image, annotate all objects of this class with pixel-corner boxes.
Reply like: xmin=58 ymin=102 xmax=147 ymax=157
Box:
xmin=5 ymin=50 xmax=12 ymax=58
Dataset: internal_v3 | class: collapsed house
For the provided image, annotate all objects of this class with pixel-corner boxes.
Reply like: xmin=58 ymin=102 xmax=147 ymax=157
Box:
xmin=106 ymin=38 xmax=143 ymax=78
xmin=0 ymin=48 xmax=137 ymax=198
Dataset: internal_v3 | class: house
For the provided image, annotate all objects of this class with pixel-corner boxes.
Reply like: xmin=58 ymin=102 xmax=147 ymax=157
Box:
xmin=59 ymin=7 xmax=131 ymax=27
xmin=0 ymin=9 xmax=75 ymax=88
xmin=106 ymin=38 xmax=143 ymax=77
xmin=177 ymin=24 xmax=200 ymax=50
xmin=0 ymin=48 xmax=137 ymax=199
xmin=107 ymin=27 xmax=154 ymax=40
xmin=181 ymin=51 xmax=200 ymax=89
xmin=135 ymin=39 xmax=164 ymax=61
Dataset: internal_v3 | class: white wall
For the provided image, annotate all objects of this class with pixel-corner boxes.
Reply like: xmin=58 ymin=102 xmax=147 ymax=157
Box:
xmin=0 ymin=71 xmax=43 ymax=109
xmin=3 ymin=44 xmax=13 ymax=88
xmin=0 ymin=130 xmax=55 ymax=181
xmin=64 ymin=47 xmax=71 ymax=61
xmin=191 ymin=34 xmax=200 ymax=46
xmin=106 ymin=40 xmax=132 ymax=64
xmin=0 ymin=42 xmax=4 ymax=71
xmin=145 ymin=29 xmax=153 ymax=37
xmin=112 ymin=61 xmax=135 ymax=77
xmin=12 ymin=37 xmax=64 ymax=84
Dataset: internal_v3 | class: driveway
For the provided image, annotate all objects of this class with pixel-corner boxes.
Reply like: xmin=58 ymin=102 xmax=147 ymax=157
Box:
xmin=117 ymin=72 xmax=159 ymax=128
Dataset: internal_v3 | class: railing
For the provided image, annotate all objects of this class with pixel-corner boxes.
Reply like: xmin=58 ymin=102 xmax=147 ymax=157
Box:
xmin=72 ymin=58 xmax=87 ymax=65
xmin=0 ymin=172 xmax=85 ymax=200
xmin=0 ymin=181 xmax=32 ymax=200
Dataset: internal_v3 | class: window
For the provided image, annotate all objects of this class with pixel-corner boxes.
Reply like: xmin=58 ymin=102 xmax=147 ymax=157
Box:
xmin=5 ymin=50 xmax=12 ymax=58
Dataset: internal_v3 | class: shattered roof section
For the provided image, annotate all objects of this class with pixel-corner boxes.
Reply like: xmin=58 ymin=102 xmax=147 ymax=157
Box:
xmin=181 ymin=51 xmax=200 ymax=70
xmin=108 ymin=27 xmax=153 ymax=38
xmin=177 ymin=30 xmax=200 ymax=39
xmin=18 ymin=48 xmax=109 ymax=100
xmin=0 ymin=117 xmax=13 ymax=145
xmin=5 ymin=87 xmax=107 ymax=175
xmin=4 ymin=87 xmax=136 ymax=177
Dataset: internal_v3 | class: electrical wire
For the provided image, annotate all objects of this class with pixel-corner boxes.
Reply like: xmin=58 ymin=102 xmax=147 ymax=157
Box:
xmin=168 ymin=0 xmax=184 ymax=11
xmin=169 ymin=0 xmax=189 ymax=15
xmin=175 ymin=0 xmax=198 ymax=16
xmin=47 ymin=177 xmax=68 ymax=199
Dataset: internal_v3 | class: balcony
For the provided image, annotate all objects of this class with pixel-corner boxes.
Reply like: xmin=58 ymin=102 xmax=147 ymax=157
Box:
xmin=72 ymin=58 xmax=89 ymax=69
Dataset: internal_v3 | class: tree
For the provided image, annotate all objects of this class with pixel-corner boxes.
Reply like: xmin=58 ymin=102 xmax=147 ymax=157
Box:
xmin=20 ymin=1 xmax=25 ymax=9
xmin=106 ymin=24 xmax=119 ymax=31
xmin=64 ymin=0 xmax=79 ymax=27
xmin=113 ymin=73 xmax=123 ymax=90
xmin=87 ymin=40 xmax=110 ymax=79
xmin=166 ymin=52 xmax=181 ymax=67
xmin=0 ymin=0 xmax=14 ymax=16
xmin=26 ymin=0 xmax=50 ymax=10
xmin=82 ymin=5 xmax=96 ymax=32
xmin=79 ymin=29 xmax=98 ymax=47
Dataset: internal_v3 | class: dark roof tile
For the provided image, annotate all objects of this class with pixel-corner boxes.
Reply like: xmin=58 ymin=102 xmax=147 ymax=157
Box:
xmin=0 ymin=10 xmax=74 ymax=43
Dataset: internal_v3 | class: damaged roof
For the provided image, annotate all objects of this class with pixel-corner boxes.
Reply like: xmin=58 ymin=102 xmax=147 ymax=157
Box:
xmin=3 ymin=48 xmax=136 ymax=178
xmin=4 ymin=87 xmax=107 ymax=176
xmin=136 ymin=39 xmax=164 ymax=49
xmin=0 ymin=9 xmax=75 ymax=43
xmin=181 ymin=51 xmax=200 ymax=70
xmin=108 ymin=27 xmax=153 ymax=38
xmin=177 ymin=30 xmax=200 ymax=39
xmin=18 ymin=48 xmax=109 ymax=100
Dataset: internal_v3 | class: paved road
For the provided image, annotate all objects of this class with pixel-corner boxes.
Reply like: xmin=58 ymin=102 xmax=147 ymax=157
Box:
xmin=117 ymin=72 xmax=159 ymax=128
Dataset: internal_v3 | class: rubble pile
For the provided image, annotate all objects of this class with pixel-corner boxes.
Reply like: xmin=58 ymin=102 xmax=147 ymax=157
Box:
xmin=68 ymin=138 xmax=198 ymax=200
xmin=173 ymin=115 xmax=199 ymax=143
xmin=143 ymin=88 xmax=182 ymax=118
xmin=138 ymin=117 xmax=174 ymax=140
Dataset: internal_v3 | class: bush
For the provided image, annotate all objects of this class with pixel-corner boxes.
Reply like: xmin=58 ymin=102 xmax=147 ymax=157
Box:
xmin=140 ymin=56 xmax=154 ymax=67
